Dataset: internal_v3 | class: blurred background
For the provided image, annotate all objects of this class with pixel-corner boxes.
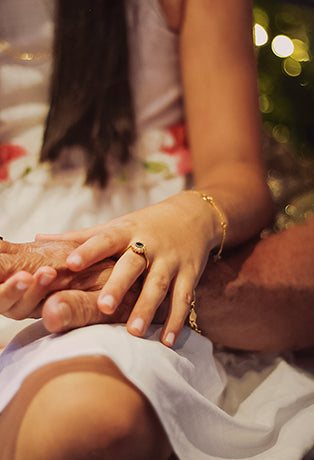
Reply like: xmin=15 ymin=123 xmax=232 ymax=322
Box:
xmin=252 ymin=0 xmax=314 ymax=231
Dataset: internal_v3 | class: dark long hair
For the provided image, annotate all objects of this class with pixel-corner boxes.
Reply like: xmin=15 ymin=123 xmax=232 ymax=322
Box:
xmin=40 ymin=0 xmax=135 ymax=186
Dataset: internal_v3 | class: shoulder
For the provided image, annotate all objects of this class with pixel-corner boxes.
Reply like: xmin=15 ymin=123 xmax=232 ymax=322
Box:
xmin=158 ymin=0 xmax=184 ymax=31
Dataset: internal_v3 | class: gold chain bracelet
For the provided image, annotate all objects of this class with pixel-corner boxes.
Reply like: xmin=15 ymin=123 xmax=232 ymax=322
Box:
xmin=185 ymin=190 xmax=227 ymax=261
xmin=188 ymin=290 xmax=202 ymax=334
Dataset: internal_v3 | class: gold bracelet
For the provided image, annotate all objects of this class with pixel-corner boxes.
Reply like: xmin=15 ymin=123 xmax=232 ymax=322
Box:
xmin=185 ymin=190 xmax=227 ymax=261
xmin=188 ymin=290 xmax=202 ymax=334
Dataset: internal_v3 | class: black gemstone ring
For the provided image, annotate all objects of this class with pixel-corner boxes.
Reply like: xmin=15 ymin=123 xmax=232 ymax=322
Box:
xmin=126 ymin=241 xmax=149 ymax=269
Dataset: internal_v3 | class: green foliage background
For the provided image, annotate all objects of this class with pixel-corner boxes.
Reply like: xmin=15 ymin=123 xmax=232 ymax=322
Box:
xmin=254 ymin=0 xmax=314 ymax=159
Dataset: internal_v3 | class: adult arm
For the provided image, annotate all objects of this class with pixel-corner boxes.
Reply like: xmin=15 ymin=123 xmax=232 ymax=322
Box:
xmin=197 ymin=217 xmax=314 ymax=352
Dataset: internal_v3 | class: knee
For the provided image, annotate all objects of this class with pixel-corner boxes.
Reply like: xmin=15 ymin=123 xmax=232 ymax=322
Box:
xmin=16 ymin=369 xmax=168 ymax=460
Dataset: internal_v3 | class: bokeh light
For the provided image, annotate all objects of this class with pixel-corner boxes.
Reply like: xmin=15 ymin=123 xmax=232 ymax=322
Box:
xmin=272 ymin=124 xmax=290 ymax=143
xmin=271 ymin=35 xmax=294 ymax=58
xmin=253 ymin=1 xmax=314 ymax=235
xmin=254 ymin=24 xmax=268 ymax=46
xmin=253 ymin=7 xmax=269 ymax=29
xmin=291 ymin=39 xmax=310 ymax=62
xmin=283 ymin=58 xmax=302 ymax=77
xmin=259 ymin=94 xmax=273 ymax=113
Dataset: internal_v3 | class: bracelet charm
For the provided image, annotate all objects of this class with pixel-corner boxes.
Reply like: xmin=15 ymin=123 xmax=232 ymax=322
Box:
xmin=188 ymin=290 xmax=202 ymax=334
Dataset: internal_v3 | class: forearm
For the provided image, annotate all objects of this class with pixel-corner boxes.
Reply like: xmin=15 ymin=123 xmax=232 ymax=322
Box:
xmin=195 ymin=217 xmax=314 ymax=352
xmin=193 ymin=161 xmax=273 ymax=249
xmin=180 ymin=1 xmax=274 ymax=248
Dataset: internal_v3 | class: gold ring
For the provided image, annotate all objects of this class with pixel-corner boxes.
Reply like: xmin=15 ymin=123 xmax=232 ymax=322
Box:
xmin=126 ymin=241 xmax=149 ymax=269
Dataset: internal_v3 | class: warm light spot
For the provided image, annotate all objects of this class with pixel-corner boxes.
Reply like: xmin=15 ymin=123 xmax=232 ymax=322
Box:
xmin=271 ymin=35 xmax=294 ymax=58
xmin=259 ymin=94 xmax=273 ymax=113
xmin=253 ymin=8 xmax=269 ymax=29
xmin=267 ymin=172 xmax=282 ymax=199
xmin=285 ymin=204 xmax=297 ymax=216
xmin=254 ymin=24 xmax=268 ymax=47
xmin=272 ymin=124 xmax=290 ymax=143
xmin=292 ymin=39 xmax=310 ymax=62
xmin=283 ymin=58 xmax=302 ymax=77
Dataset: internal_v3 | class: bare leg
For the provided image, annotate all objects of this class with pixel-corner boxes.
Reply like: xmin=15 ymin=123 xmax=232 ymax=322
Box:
xmin=0 ymin=357 xmax=172 ymax=460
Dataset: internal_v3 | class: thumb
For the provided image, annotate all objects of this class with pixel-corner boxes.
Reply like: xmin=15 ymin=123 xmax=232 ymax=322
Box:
xmin=42 ymin=290 xmax=104 ymax=333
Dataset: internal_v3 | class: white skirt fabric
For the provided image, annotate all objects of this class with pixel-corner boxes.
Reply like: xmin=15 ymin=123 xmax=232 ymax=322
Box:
xmin=0 ymin=320 xmax=314 ymax=460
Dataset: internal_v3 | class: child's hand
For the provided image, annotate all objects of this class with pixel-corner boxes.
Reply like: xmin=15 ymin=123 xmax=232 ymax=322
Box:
xmin=37 ymin=193 xmax=217 ymax=346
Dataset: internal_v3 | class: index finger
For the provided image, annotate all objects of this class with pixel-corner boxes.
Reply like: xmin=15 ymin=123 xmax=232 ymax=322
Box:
xmin=35 ymin=224 xmax=105 ymax=243
xmin=66 ymin=229 xmax=129 ymax=271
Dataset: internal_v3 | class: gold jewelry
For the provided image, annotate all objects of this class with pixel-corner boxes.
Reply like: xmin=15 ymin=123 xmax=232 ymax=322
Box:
xmin=0 ymin=39 xmax=50 ymax=62
xmin=126 ymin=242 xmax=149 ymax=269
xmin=188 ymin=290 xmax=202 ymax=334
xmin=185 ymin=190 xmax=227 ymax=261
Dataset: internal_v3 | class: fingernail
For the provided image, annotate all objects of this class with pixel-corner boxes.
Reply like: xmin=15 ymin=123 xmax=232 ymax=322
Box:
xmin=16 ymin=281 xmax=30 ymax=291
xmin=39 ymin=273 xmax=55 ymax=287
xmin=66 ymin=253 xmax=82 ymax=267
xmin=130 ymin=318 xmax=144 ymax=334
xmin=57 ymin=303 xmax=72 ymax=327
xmin=165 ymin=332 xmax=175 ymax=347
xmin=98 ymin=294 xmax=116 ymax=311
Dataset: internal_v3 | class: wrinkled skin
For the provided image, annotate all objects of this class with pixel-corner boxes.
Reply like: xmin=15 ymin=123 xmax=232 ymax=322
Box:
xmin=0 ymin=239 xmax=113 ymax=292
xmin=0 ymin=239 xmax=167 ymax=332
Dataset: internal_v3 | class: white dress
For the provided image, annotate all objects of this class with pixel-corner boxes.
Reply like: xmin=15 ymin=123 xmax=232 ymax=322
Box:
xmin=0 ymin=1 xmax=314 ymax=459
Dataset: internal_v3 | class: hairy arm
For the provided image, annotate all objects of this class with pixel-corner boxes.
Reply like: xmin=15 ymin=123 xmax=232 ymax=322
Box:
xmin=197 ymin=217 xmax=314 ymax=352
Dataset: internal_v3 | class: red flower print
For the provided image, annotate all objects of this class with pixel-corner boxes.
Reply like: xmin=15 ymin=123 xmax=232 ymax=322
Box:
xmin=161 ymin=123 xmax=193 ymax=176
xmin=0 ymin=144 xmax=26 ymax=181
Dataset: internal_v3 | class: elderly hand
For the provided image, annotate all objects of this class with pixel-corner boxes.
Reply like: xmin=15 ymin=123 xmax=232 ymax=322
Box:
xmin=0 ymin=239 xmax=154 ymax=332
